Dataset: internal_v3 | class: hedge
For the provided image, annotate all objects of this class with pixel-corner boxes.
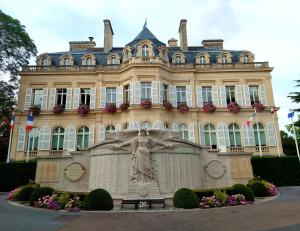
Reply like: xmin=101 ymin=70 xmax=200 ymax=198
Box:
xmin=0 ymin=161 xmax=37 ymax=192
xmin=251 ymin=156 xmax=300 ymax=186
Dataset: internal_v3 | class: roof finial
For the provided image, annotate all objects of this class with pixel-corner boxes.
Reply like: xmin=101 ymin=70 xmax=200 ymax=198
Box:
xmin=143 ymin=17 xmax=147 ymax=28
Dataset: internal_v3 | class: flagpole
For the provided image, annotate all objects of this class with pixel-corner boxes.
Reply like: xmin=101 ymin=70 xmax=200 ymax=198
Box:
xmin=272 ymin=109 xmax=281 ymax=157
xmin=254 ymin=109 xmax=262 ymax=157
xmin=26 ymin=130 xmax=30 ymax=163
xmin=6 ymin=129 xmax=13 ymax=163
xmin=291 ymin=116 xmax=300 ymax=162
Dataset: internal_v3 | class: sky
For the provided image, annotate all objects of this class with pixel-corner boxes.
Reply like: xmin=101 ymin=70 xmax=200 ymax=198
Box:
xmin=1 ymin=0 xmax=299 ymax=130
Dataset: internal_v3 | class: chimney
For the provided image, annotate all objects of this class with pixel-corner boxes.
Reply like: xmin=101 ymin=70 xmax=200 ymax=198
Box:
xmin=178 ymin=19 xmax=188 ymax=51
xmin=202 ymin=39 xmax=224 ymax=49
xmin=103 ymin=19 xmax=114 ymax=52
xmin=69 ymin=37 xmax=96 ymax=51
xmin=168 ymin=38 xmax=178 ymax=47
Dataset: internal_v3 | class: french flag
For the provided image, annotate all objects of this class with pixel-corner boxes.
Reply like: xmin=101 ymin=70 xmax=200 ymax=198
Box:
xmin=25 ymin=112 xmax=34 ymax=132
xmin=9 ymin=112 xmax=15 ymax=130
xmin=245 ymin=110 xmax=257 ymax=127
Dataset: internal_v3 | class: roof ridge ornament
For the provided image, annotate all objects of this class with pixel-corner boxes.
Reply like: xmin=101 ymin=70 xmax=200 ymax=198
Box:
xmin=143 ymin=17 xmax=147 ymax=28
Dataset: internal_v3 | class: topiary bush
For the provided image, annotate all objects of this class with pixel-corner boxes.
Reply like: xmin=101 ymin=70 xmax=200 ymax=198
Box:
xmin=15 ymin=185 xmax=36 ymax=201
xmin=29 ymin=187 xmax=54 ymax=205
xmin=173 ymin=188 xmax=198 ymax=209
xmin=248 ymin=181 xmax=269 ymax=197
xmin=232 ymin=184 xmax=255 ymax=202
xmin=82 ymin=188 xmax=113 ymax=211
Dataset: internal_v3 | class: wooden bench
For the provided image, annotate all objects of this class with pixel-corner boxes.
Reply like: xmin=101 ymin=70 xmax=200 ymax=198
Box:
xmin=121 ymin=198 xmax=165 ymax=210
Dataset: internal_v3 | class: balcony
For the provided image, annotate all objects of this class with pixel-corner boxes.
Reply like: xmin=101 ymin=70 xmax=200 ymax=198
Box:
xmin=23 ymin=150 xmax=37 ymax=158
xmin=49 ymin=150 xmax=63 ymax=156
xmin=255 ymin=146 xmax=269 ymax=152
xmin=229 ymin=147 xmax=245 ymax=153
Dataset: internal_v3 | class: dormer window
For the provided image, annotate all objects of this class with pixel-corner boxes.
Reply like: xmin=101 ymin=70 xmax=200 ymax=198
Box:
xmin=172 ymin=52 xmax=185 ymax=64
xmin=221 ymin=55 xmax=227 ymax=64
xmin=86 ymin=57 xmax=93 ymax=65
xmin=195 ymin=52 xmax=209 ymax=64
xmin=175 ymin=56 xmax=181 ymax=64
xmin=142 ymin=45 xmax=149 ymax=58
xmin=217 ymin=52 xmax=232 ymax=64
xmin=64 ymin=58 xmax=70 ymax=66
xmin=41 ymin=58 xmax=49 ymax=66
xmin=111 ymin=57 xmax=117 ymax=64
xmin=239 ymin=51 xmax=254 ymax=63
xmin=200 ymin=56 xmax=206 ymax=64
xmin=243 ymin=55 xmax=249 ymax=63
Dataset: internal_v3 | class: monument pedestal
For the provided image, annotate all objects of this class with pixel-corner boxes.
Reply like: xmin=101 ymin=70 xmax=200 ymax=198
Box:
xmin=126 ymin=183 xmax=162 ymax=199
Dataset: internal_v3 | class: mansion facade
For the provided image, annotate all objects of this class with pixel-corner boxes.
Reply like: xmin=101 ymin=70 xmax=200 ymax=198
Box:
xmin=10 ymin=19 xmax=282 ymax=161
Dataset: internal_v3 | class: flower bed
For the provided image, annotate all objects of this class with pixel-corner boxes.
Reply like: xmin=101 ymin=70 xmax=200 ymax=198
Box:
xmin=104 ymin=104 xmax=117 ymax=114
xmin=140 ymin=99 xmax=152 ymax=109
xmin=203 ymin=102 xmax=216 ymax=113
xmin=77 ymin=104 xmax=90 ymax=116
xmin=252 ymin=102 xmax=265 ymax=112
xmin=227 ymin=102 xmax=241 ymax=113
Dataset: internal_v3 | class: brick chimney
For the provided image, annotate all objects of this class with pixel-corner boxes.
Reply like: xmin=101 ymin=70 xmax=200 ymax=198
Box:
xmin=103 ymin=19 xmax=114 ymax=52
xmin=178 ymin=19 xmax=188 ymax=51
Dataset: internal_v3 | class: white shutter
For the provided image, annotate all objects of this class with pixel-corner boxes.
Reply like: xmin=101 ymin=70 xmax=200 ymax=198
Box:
xmin=151 ymin=81 xmax=159 ymax=104
xmin=129 ymin=121 xmax=140 ymax=130
xmin=196 ymin=86 xmax=203 ymax=107
xmin=129 ymin=83 xmax=134 ymax=105
xmin=90 ymin=88 xmax=96 ymax=109
xmin=259 ymin=85 xmax=267 ymax=105
xmin=243 ymin=85 xmax=251 ymax=106
xmin=98 ymin=124 xmax=105 ymax=141
xmin=38 ymin=126 xmax=51 ymax=150
xmin=88 ymin=125 xmax=95 ymax=146
xmin=133 ymin=81 xmax=141 ymax=104
xmin=171 ymin=123 xmax=178 ymax=132
xmin=198 ymin=123 xmax=205 ymax=145
xmin=267 ymin=122 xmax=277 ymax=146
xmin=153 ymin=120 xmax=164 ymax=130
xmin=100 ymin=87 xmax=106 ymax=108
xmin=73 ymin=88 xmax=80 ymax=109
xmin=41 ymin=88 xmax=48 ymax=110
xmin=212 ymin=86 xmax=219 ymax=107
xmin=116 ymin=86 xmax=123 ymax=107
xmin=217 ymin=123 xmax=230 ymax=148
xmin=116 ymin=124 xmax=122 ymax=131
xmin=242 ymin=124 xmax=255 ymax=146
xmin=16 ymin=127 xmax=26 ymax=151
xmin=65 ymin=88 xmax=72 ymax=110
xmin=159 ymin=82 xmax=164 ymax=104
xmin=48 ymin=88 xmax=56 ymax=110
xmin=169 ymin=85 xmax=176 ymax=107
xmin=188 ymin=123 xmax=195 ymax=143
xmin=219 ymin=85 xmax=227 ymax=107
xmin=186 ymin=85 xmax=193 ymax=107
xmin=235 ymin=85 xmax=243 ymax=106
xmin=24 ymin=88 xmax=32 ymax=110
xmin=63 ymin=127 xmax=76 ymax=151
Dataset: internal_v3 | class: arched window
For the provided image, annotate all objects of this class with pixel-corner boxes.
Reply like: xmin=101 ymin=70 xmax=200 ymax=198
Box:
xmin=77 ymin=126 xmax=89 ymax=148
xmin=204 ymin=124 xmax=217 ymax=146
xmin=175 ymin=56 xmax=181 ymax=64
xmin=86 ymin=57 xmax=93 ymax=65
xmin=111 ymin=57 xmax=117 ymax=64
xmin=253 ymin=123 xmax=267 ymax=146
xmin=28 ymin=128 xmax=39 ymax=151
xmin=164 ymin=122 xmax=170 ymax=129
xmin=123 ymin=123 xmax=129 ymax=130
xmin=221 ymin=55 xmax=227 ymax=64
xmin=41 ymin=58 xmax=49 ymax=66
xmin=142 ymin=45 xmax=149 ymax=58
xmin=64 ymin=58 xmax=70 ymax=66
xmin=52 ymin=127 xmax=64 ymax=150
xmin=200 ymin=56 xmax=206 ymax=64
xmin=228 ymin=124 xmax=241 ymax=147
xmin=178 ymin=123 xmax=188 ymax=140
xmin=141 ymin=121 xmax=152 ymax=130
xmin=243 ymin=55 xmax=249 ymax=63
xmin=105 ymin=125 xmax=115 ymax=133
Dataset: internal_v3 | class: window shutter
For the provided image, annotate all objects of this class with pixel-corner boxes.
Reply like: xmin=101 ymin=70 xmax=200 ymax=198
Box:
xmin=235 ymin=85 xmax=243 ymax=106
xmin=16 ymin=127 xmax=26 ymax=151
xmin=90 ymin=88 xmax=96 ymax=109
xmin=115 ymin=124 xmax=122 ymax=131
xmin=259 ymin=85 xmax=267 ymax=105
xmin=169 ymin=85 xmax=176 ymax=107
xmin=63 ymin=127 xmax=76 ymax=151
xmin=48 ymin=88 xmax=56 ymax=110
xmin=196 ymin=86 xmax=203 ymax=107
xmin=212 ymin=86 xmax=219 ymax=107
xmin=129 ymin=83 xmax=134 ymax=105
xmin=198 ymin=123 xmax=205 ymax=145
xmin=38 ymin=126 xmax=51 ymax=150
xmin=133 ymin=81 xmax=141 ymax=104
xmin=98 ymin=124 xmax=105 ymax=141
xmin=217 ymin=123 xmax=229 ymax=148
xmin=41 ymin=88 xmax=48 ymax=110
xmin=171 ymin=123 xmax=178 ymax=132
xmin=186 ymin=85 xmax=193 ymax=107
xmin=129 ymin=121 xmax=140 ymax=130
xmin=65 ymin=88 xmax=72 ymax=110
xmin=24 ymin=88 xmax=32 ymax=110
xmin=116 ymin=86 xmax=123 ymax=107
xmin=243 ymin=85 xmax=251 ymax=106
xmin=73 ymin=88 xmax=80 ymax=109
xmin=242 ymin=124 xmax=255 ymax=146
xmin=100 ymin=87 xmax=106 ymax=108
xmin=153 ymin=120 xmax=164 ymax=130
xmin=219 ymin=85 xmax=227 ymax=107
xmin=159 ymin=82 xmax=164 ymax=104
xmin=151 ymin=81 xmax=159 ymax=104
xmin=188 ymin=123 xmax=195 ymax=143
xmin=88 ymin=125 xmax=95 ymax=146
xmin=267 ymin=122 xmax=277 ymax=146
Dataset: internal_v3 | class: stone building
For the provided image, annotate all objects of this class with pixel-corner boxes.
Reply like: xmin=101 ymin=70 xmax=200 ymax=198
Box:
xmin=10 ymin=19 xmax=282 ymax=161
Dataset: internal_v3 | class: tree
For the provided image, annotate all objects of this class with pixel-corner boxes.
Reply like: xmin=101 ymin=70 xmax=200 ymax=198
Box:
xmin=288 ymin=80 xmax=300 ymax=111
xmin=280 ymin=130 xmax=297 ymax=156
xmin=0 ymin=10 xmax=37 ymax=82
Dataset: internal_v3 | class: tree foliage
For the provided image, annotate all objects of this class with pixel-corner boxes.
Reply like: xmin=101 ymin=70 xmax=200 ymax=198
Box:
xmin=288 ymin=80 xmax=300 ymax=112
xmin=0 ymin=10 xmax=37 ymax=82
xmin=280 ymin=130 xmax=297 ymax=156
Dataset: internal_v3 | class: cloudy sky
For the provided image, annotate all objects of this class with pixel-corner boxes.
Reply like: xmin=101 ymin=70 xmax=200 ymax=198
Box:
xmin=1 ymin=0 xmax=299 ymax=130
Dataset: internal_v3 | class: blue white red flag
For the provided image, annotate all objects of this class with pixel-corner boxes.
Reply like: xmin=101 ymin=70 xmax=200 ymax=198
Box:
xmin=25 ymin=113 xmax=34 ymax=132
xmin=245 ymin=110 xmax=257 ymax=127
xmin=9 ymin=112 xmax=15 ymax=130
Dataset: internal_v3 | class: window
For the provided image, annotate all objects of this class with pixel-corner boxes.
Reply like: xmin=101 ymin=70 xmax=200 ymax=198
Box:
xmin=176 ymin=86 xmax=186 ymax=105
xmin=178 ymin=124 xmax=188 ymax=140
xmin=77 ymin=126 xmax=89 ymax=149
xmin=142 ymin=45 xmax=149 ymax=58
xmin=41 ymin=58 xmax=49 ymax=66
xmin=202 ymin=86 xmax=212 ymax=103
xmin=225 ymin=86 xmax=235 ymax=104
xmin=164 ymin=122 xmax=170 ymax=129
xmin=64 ymin=58 xmax=70 ymax=66
xmin=200 ymin=56 xmax=206 ymax=64
xmin=105 ymin=125 xmax=115 ymax=133
xmin=52 ymin=127 xmax=64 ymax=150
xmin=204 ymin=124 xmax=217 ymax=146
xmin=56 ymin=89 xmax=67 ymax=107
xmin=228 ymin=124 xmax=241 ymax=147
xmin=163 ymin=84 xmax=168 ymax=102
xmin=253 ymin=123 xmax=267 ymax=146
xmin=111 ymin=57 xmax=117 ymax=64
xmin=32 ymin=89 xmax=43 ymax=107
xmin=86 ymin=57 xmax=93 ymax=65
xmin=243 ymin=55 xmax=249 ymax=63
xmin=80 ymin=88 xmax=90 ymax=106
xmin=141 ymin=82 xmax=151 ymax=100
xmin=175 ymin=56 xmax=181 ymax=64
xmin=123 ymin=123 xmax=129 ymax=130
xmin=28 ymin=128 xmax=39 ymax=151
xmin=106 ymin=87 xmax=116 ymax=105
xmin=221 ymin=55 xmax=227 ymax=64
xmin=249 ymin=85 xmax=260 ymax=104
xmin=123 ymin=85 xmax=130 ymax=104
xmin=141 ymin=121 xmax=152 ymax=130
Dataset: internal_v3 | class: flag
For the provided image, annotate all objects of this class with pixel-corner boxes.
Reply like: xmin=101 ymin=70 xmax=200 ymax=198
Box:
xmin=245 ymin=110 xmax=257 ymax=127
xmin=288 ymin=111 xmax=295 ymax=119
xmin=25 ymin=113 xmax=34 ymax=132
xmin=9 ymin=112 xmax=15 ymax=130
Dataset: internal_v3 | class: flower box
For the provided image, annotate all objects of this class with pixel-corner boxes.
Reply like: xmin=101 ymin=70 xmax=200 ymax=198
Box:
xmin=163 ymin=101 xmax=173 ymax=111
xmin=119 ymin=103 xmax=129 ymax=112
xmin=104 ymin=104 xmax=117 ymax=113
xmin=177 ymin=103 xmax=189 ymax=113
xmin=77 ymin=104 xmax=90 ymax=117
xmin=29 ymin=106 xmax=41 ymax=116
xmin=53 ymin=105 xmax=64 ymax=114
xmin=252 ymin=102 xmax=265 ymax=112
xmin=227 ymin=102 xmax=241 ymax=113
xmin=140 ymin=99 xmax=152 ymax=109
xmin=203 ymin=102 xmax=216 ymax=113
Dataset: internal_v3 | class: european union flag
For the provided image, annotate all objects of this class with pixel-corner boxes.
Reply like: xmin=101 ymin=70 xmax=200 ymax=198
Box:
xmin=288 ymin=111 xmax=295 ymax=118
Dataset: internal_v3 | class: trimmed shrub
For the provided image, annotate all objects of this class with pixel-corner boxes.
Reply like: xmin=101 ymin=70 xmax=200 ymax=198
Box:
xmin=232 ymin=184 xmax=255 ymax=201
xmin=82 ymin=188 xmax=113 ymax=211
xmin=29 ymin=187 xmax=54 ymax=205
xmin=173 ymin=188 xmax=198 ymax=209
xmin=15 ymin=186 xmax=36 ymax=201
xmin=248 ymin=181 xmax=269 ymax=197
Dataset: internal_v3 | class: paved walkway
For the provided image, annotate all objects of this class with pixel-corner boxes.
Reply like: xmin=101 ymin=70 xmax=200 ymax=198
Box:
xmin=1 ymin=187 xmax=300 ymax=231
